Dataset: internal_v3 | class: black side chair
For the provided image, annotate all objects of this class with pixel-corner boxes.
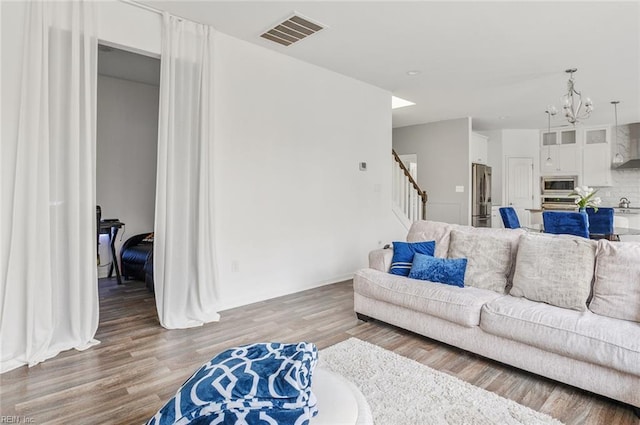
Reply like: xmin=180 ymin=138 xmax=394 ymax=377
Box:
xmin=120 ymin=233 xmax=154 ymax=287
xmin=499 ymin=207 xmax=521 ymax=229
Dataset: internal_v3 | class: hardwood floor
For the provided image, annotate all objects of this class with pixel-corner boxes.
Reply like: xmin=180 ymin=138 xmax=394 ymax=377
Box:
xmin=1 ymin=278 xmax=637 ymax=424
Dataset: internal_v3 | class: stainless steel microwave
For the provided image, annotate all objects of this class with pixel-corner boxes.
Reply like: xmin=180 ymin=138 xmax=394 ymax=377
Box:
xmin=541 ymin=175 xmax=578 ymax=194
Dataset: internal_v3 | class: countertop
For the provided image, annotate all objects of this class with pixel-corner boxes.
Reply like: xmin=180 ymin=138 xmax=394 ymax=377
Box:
xmin=613 ymin=207 xmax=640 ymax=214
xmin=526 ymin=207 xmax=640 ymax=215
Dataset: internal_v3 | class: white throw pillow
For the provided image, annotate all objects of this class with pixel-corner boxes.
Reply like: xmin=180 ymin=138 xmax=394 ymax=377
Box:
xmin=510 ymin=233 xmax=597 ymax=311
xmin=448 ymin=229 xmax=512 ymax=293
xmin=589 ymin=240 xmax=640 ymax=322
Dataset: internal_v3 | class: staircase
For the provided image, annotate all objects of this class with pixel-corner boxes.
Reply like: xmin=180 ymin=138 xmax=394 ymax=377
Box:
xmin=392 ymin=149 xmax=427 ymax=229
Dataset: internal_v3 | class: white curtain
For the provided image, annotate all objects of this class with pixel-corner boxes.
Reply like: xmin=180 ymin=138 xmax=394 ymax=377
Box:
xmin=1 ymin=1 xmax=99 ymax=373
xmin=154 ymin=13 xmax=220 ymax=328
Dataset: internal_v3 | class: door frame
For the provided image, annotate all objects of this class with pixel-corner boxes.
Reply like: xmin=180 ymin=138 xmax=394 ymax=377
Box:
xmin=505 ymin=156 xmax=535 ymax=226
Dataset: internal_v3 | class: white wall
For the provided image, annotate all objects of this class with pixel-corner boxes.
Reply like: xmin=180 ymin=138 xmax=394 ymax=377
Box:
xmin=2 ymin=1 xmax=405 ymax=311
xmin=96 ymin=75 xmax=159 ymax=276
xmin=213 ymin=32 xmax=404 ymax=309
xmin=393 ymin=118 xmax=471 ymax=225
xmin=96 ymin=1 xmax=161 ymax=57
xmin=482 ymin=130 xmax=503 ymax=205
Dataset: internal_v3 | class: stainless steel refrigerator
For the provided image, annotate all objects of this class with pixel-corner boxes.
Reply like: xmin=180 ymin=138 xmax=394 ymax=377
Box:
xmin=472 ymin=163 xmax=492 ymax=227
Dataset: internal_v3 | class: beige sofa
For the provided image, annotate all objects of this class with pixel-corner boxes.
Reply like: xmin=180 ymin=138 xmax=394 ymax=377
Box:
xmin=353 ymin=220 xmax=640 ymax=412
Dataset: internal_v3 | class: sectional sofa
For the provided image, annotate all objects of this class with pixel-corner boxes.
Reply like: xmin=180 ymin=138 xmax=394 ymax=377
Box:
xmin=353 ymin=220 xmax=640 ymax=412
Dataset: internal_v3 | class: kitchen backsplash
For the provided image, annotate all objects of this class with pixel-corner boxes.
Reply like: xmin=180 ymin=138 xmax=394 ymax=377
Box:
xmin=595 ymin=123 xmax=640 ymax=207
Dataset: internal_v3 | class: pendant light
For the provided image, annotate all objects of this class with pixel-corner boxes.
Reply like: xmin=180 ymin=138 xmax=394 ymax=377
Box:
xmin=545 ymin=106 xmax=557 ymax=166
xmin=612 ymin=101 xmax=624 ymax=164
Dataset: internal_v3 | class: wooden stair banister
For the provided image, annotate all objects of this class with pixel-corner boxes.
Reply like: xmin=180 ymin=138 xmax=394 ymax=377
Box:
xmin=392 ymin=149 xmax=428 ymax=220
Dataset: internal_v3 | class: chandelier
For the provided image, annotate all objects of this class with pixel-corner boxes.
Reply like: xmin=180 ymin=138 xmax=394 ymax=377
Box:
xmin=561 ymin=68 xmax=593 ymax=124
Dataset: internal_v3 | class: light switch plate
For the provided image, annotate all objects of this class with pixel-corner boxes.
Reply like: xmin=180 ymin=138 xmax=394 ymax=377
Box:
xmin=455 ymin=185 xmax=464 ymax=193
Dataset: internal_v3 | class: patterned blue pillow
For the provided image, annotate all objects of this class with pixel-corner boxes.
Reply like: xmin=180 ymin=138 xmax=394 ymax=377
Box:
xmin=147 ymin=342 xmax=318 ymax=425
xmin=408 ymin=253 xmax=467 ymax=288
xmin=389 ymin=241 xmax=436 ymax=276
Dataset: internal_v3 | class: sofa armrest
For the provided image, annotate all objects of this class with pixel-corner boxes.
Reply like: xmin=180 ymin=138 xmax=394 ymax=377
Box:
xmin=369 ymin=248 xmax=394 ymax=272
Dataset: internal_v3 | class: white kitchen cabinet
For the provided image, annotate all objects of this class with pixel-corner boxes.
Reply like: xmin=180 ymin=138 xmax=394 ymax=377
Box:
xmin=582 ymin=126 xmax=611 ymax=186
xmin=584 ymin=127 xmax=609 ymax=145
xmin=583 ymin=143 xmax=612 ymax=186
xmin=541 ymin=128 xmax=577 ymax=146
xmin=470 ymin=133 xmax=488 ymax=164
xmin=541 ymin=144 xmax=580 ymax=175
xmin=540 ymin=127 xmax=580 ymax=175
xmin=540 ymin=125 xmax=613 ymax=181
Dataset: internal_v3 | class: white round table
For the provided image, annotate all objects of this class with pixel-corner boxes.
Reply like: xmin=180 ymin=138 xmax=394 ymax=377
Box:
xmin=310 ymin=367 xmax=373 ymax=425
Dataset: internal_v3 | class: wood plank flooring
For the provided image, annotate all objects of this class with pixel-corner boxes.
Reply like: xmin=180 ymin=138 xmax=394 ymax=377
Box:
xmin=0 ymin=278 xmax=637 ymax=424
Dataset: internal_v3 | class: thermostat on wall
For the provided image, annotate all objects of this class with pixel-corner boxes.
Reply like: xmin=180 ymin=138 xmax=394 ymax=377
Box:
xmin=359 ymin=162 xmax=367 ymax=171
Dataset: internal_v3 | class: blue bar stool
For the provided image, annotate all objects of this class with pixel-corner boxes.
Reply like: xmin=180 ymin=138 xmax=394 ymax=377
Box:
xmin=542 ymin=211 xmax=589 ymax=238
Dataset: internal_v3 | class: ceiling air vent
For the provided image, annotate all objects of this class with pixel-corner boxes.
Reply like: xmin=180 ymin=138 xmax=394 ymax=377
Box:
xmin=260 ymin=14 xmax=324 ymax=47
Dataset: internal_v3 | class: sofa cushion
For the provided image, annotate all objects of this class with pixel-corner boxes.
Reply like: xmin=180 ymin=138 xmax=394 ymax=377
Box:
xmin=448 ymin=229 xmax=512 ymax=293
xmin=464 ymin=227 xmax=528 ymax=291
xmin=407 ymin=220 xmax=456 ymax=258
xmin=389 ymin=241 xmax=436 ymax=276
xmin=408 ymin=253 xmax=467 ymax=288
xmin=481 ymin=296 xmax=640 ymax=377
xmin=354 ymin=268 xmax=502 ymax=327
xmin=589 ymin=240 xmax=640 ymax=322
xmin=406 ymin=221 xmax=524 ymax=261
xmin=510 ymin=233 xmax=597 ymax=311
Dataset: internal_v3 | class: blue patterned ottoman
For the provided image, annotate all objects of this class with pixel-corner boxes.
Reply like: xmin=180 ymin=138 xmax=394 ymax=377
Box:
xmin=147 ymin=342 xmax=318 ymax=425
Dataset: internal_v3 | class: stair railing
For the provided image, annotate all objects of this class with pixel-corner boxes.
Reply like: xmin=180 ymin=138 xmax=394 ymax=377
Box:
xmin=392 ymin=149 xmax=427 ymax=223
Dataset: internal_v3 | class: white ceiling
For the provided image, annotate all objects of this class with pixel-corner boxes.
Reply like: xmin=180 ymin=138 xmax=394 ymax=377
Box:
xmin=141 ymin=1 xmax=640 ymax=131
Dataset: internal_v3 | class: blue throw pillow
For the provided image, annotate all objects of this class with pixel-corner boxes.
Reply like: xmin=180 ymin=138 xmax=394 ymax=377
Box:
xmin=408 ymin=253 xmax=467 ymax=288
xmin=389 ymin=241 xmax=436 ymax=276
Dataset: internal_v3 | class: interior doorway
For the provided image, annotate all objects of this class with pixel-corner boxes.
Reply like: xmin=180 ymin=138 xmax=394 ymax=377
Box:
xmin=96 ymin=43 xmax=160 ymax=283
xmin=506 ymin=157 xmax=534 ymax=226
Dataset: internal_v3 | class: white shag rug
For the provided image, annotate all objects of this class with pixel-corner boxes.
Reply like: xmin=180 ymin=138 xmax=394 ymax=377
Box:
xmin=319 ymin=338 xmax=564 ymax=425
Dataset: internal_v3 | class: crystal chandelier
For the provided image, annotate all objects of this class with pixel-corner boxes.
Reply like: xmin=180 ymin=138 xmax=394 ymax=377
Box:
xmin=562 ymin=68 xmax=593 ymax=125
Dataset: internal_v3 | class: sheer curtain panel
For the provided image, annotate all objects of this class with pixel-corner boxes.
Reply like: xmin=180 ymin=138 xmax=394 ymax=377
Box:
xmin=1 ymin=1 xmax=99 ymax=373
xmin=154 ymin=13 xmax=220 ymax=328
